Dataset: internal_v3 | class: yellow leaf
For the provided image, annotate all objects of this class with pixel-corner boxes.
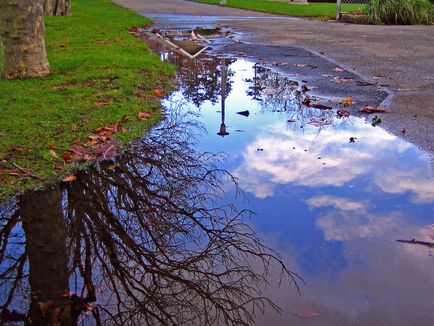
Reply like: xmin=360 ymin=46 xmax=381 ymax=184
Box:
xmin=339 ymin=96 xmax=354 ymax=106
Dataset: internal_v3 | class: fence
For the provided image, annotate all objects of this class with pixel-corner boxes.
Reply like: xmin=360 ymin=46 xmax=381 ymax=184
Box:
xmin=336 ymin=0 xmax=370 ymax=19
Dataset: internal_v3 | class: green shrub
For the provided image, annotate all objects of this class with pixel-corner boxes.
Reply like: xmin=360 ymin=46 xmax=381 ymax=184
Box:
xmin=365 ymin=0 xmax=434 ymax=24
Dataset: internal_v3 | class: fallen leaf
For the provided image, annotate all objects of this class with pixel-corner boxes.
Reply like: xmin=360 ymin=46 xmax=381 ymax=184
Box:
xmin=302 ymin=96 xmax=311 ymax=106
xmin=359 ymin=106 xmax=389 ymax=113
xmin=38 ymin=300 xmax=54 ymax=316
xmin=153 ymin=89 xmax=164 ymax=98
xmin=339 ymin=96 xmax=354 ymax=106
xmin=49 ymin=150 xmax=58 ymax=158
xmin=71 ymin=124 xmax=78 ymax=131
xmin=309 ymin=103 xmax=332 ymax=110
xmin=334 ymin=67 xmax=344 ymax=72
xmin=331 ymin=77 xmax=353 ymax=83
xmin=289 ymin=304 xmax=320 ymax=319
xmin=337 ymin=109 xmax=350 ymax=117
xmin=94 ymin=101 xmax=109 ymax=107
xmin=272 ymin=61 xmax=289 ymax=66
xmin=295 ymin=64 xmax=317 ymax=68
xmin=61 ymin=152 xmax=72 ymax=161
xmin=63 ymin=175 xmax=77 ymax=182
xmin=138 ymin=112 xmax=153 ymax=120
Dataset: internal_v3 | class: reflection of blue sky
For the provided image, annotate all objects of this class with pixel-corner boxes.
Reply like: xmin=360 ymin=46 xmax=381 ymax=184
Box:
xmin=166 ymin=58 xmax=434 ymax=325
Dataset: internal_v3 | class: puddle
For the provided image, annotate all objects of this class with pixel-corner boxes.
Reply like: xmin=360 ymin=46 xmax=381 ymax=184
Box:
xmin=1 ymin=28 xmax=433 ymax=325
xmin=159 ymin=42 xmax=434 ymax=324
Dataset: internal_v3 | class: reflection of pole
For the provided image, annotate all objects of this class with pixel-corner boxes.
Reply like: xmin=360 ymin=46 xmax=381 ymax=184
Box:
xmin=217 ymin=58 xmax=229 ymax=137
xmin=253 ymin=63 xmax=259 ymax=99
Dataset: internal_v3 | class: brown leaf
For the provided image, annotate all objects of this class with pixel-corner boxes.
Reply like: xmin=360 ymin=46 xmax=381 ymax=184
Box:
xmin=289 ymin=304 xmax=320 ymax=319
xmin=61 ymin=152 xmax=72 ymax=161
xmin=334 ymin=67 xmax=344 ymax=72
xmin=11 ymin=145 xmax=26 ymax=153
xmin=63 ymin=175 xmax=77 ymax=182
xmin=339 ymin=96 xmax=354 ymax=106
xmin=359 ymin=106 xmax=390 ymax=113
xmin=71 ymin=124 xmax=78 ymax=131
xmin=295 ymin=64 xmax=317 ymax=68
xmin=331 ymin=77 xmax=353 ymax=83
xmin=153 ymin=89 xmax=164 ymax=98
xmin=309 ymin=103 xmax=332 ymax=110
xmin=94 ymin=101 xmax=109 ymax=107
xmin=337 ymin=109 xmax=350 ymax=117
xmin=138 ymin=111 xmax=154 ymax=120
xmin=38 ymin=300 xmax=54 ymax=316
xmin=49 ymin=150 xmax=58 ymax=158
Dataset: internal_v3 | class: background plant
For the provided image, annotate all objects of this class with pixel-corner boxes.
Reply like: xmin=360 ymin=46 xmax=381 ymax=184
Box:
xmin=365 ymin=0 xmax=434 ymax=24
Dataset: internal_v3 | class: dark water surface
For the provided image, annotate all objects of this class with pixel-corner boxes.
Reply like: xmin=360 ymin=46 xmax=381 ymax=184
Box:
xmin=1 ymin=43 xmax=433 ymax=325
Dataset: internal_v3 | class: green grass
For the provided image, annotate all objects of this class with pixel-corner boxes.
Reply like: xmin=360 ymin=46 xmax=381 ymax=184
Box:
xmin=190 ymin=0 xmax=365 ymax=17
xmin=0 ymin=0 xmax=175 ymax=200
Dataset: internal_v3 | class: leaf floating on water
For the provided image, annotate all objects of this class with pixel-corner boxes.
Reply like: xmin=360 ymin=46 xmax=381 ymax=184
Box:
xmin=309 ymin=103 xmax=332 ymax=110
xmin=337 ymin=109 xmax=350 ymax=117
xmin=360 ymin=106 xmax=390 ymax=113
xmin=63 ymin=175 xmax=77 ymax=183
xmin=339 ymin=96 xmax=354 ymax=106
xmin=289 ymin=304 xmax=320 ymax=319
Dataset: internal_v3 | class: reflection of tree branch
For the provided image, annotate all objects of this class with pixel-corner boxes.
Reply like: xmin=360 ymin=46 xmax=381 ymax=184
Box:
xmin=0 ymin=111 xmax=299 ymax=325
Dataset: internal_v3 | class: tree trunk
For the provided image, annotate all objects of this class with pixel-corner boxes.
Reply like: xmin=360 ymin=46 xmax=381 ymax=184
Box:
xmin=44 ymin=0 xmax=71 ymax=16
xmin=0 ymin=0 xmax=50 ymax=79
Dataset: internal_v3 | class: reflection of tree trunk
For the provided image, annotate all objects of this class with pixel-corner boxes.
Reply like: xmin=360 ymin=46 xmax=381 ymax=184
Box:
xmin=0 ymin=0 xmax=50 ymax=79
xmin=20 ymin=188 xmax=76 ymax=326
xmin=44 ymin=0 xmax=71 ymax=16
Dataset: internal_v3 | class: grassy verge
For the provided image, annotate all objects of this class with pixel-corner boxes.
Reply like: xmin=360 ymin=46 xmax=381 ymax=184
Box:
xmin=190 ymin=0 xmax=365 ymax=17
xmin=0 ymin=0 xmax=175 ymax=200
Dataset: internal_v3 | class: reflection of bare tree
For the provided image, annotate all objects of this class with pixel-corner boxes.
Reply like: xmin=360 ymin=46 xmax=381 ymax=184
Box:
xmin=167 ymin=52 xmax=235 ymax=107
xmin=0 ymin=112 xmax=298 ymax=325
xmin=245 ymin=65 xmax=351 ymax=132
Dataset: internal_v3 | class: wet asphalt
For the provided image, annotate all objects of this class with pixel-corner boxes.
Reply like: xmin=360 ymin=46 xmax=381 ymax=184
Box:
xmin=115 ymin=0 xmax=433 ymax=155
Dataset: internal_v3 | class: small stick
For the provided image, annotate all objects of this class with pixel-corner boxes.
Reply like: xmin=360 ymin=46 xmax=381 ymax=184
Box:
xmin=12 ymin=163 xmax=43 ymax=180
xmin=397 ymin=239 xmax=434 ymax=248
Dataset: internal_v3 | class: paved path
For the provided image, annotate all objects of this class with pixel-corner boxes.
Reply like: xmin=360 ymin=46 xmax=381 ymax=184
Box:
xmin=116 ymin=0 xmax=434 ymax=153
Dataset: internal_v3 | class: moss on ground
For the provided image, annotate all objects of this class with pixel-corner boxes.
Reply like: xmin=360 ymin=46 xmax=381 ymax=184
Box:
xmin=0 ymin=0 xmax=175 ymax=200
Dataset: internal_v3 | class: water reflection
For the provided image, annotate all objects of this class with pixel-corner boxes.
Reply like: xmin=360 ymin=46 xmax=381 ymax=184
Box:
xmin=162 ymin=55 xmax=434 ymax=325
xmin=166 ymin=50 xmax=235 ymax=107
xmin=0 ymin=113 xmax=298 ymax=325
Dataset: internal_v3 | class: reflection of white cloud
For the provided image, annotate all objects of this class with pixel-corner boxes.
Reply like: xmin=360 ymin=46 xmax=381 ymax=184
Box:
xmin=316 ymin=212 xmax=399 ymax=241
xmin=233 ymin=119 xmax=434 ymax=203
xmin=306 ymin=195 xmax=366 ymax=212
xmin=375 ymin=172 xmax=434 ymax=203
xmin=307 ymin=195 xmax=399 ymax=241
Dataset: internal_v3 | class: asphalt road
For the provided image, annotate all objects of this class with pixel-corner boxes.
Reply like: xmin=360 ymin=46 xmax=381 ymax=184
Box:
xmin=115 ymin=0 xmax=434 ymax=154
